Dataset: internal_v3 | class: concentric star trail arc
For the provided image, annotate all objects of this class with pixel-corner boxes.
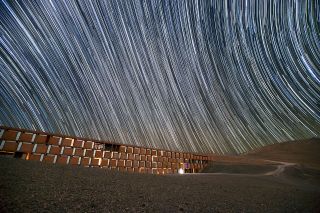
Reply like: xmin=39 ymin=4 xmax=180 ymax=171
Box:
xmin=0 ymin=0 xmax=319 ymax=154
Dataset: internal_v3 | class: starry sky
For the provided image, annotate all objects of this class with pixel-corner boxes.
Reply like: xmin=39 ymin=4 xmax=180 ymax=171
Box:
xmin=0 ymin=0 xmax=319 ymax=154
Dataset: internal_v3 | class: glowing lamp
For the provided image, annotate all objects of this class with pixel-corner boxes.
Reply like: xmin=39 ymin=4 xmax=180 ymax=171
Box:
xmin=178 ymin=168 xmax=185 ymax=174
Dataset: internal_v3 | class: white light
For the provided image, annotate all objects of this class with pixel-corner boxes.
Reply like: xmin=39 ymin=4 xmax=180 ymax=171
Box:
xmin=178 ymin=168 xmax=185 ymax=174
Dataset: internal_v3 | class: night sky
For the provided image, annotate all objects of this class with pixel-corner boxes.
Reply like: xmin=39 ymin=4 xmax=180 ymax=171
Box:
xmin=0 ymin=0 xmax=319 ymax=154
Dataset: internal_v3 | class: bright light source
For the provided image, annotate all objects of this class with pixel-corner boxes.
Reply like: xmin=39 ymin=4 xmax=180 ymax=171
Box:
xmin=178 ymin=168 xmax=185 ymax=174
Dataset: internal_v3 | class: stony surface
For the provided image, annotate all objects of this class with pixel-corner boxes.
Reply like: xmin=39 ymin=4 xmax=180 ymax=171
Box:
xmin=1 ymin=156 xmax=320 ymax=213
xmin=201 ymin=163 xmax=277 ymax=174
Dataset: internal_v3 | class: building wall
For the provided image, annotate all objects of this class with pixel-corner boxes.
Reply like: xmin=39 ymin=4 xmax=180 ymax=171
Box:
xmin=0 ymin=126 xmax=214 ymax=174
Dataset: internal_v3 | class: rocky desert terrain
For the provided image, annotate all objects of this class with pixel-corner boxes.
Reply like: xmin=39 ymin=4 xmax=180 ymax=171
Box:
xmin=1 ymin=138 xmax=319 ymax=212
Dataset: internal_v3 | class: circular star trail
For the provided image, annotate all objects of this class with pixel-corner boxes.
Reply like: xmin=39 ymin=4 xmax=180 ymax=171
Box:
xmin=0 ymin=0 xmax=319 ymax=154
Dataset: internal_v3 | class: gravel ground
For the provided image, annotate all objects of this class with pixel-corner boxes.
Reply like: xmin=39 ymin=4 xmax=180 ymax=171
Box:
xmin=1 ymin=157 xmax=320 ymax=213
xmin=201 ymin=163 xmax=277 ymax=174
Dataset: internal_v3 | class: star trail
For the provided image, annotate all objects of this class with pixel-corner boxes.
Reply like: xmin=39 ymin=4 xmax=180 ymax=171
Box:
xmin=0 ymin=0 xmax=319 ymax=154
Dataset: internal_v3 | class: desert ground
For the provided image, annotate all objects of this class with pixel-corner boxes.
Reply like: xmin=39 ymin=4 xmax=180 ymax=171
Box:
xmin=1 ymin=138 xmax=319 ymax=212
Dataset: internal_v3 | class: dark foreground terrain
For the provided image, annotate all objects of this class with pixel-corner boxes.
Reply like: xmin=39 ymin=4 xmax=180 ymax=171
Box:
xmin=1 ymin=138 xmax=320 ymax=213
